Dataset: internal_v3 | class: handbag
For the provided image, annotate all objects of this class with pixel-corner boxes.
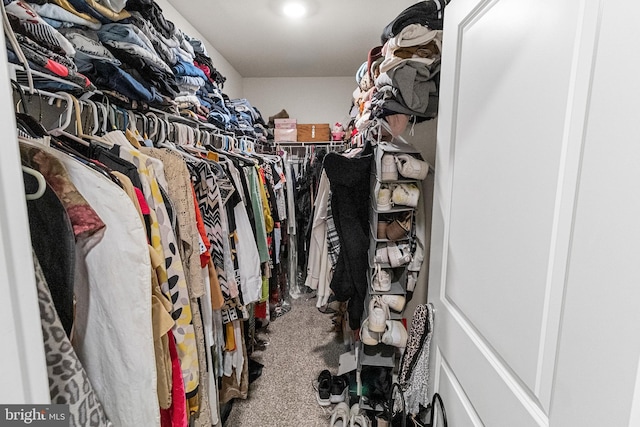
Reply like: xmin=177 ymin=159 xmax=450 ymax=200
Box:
xmin=391 ymin=391 xmax=448 ymax=427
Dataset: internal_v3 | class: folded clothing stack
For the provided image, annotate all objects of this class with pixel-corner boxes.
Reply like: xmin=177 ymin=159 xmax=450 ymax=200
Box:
xmin=3 ymin=0 xmax=270 ymax=139
xmin=350 ymin=0 xmax=449 ymax=134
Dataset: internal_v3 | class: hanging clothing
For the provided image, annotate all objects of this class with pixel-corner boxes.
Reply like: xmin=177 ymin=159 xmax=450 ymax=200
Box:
xmin=21 ymin=142 xmax=159 ymax=427
xmin=107 ymin=131 xmax=200 ymax=398
xmin=324 ymin=150 xmax=372 ymax=330
xmin=32 ymin=250 xmax=113 ymax=427
xmin=305 ymin=170 xmax=333 ymax=307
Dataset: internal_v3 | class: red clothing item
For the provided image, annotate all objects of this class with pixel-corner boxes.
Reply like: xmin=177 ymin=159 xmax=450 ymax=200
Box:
xmin=135 ymin=187 xmax=151 ymax=215
xmin=194 ymin=62 xmax=211 ymax=79
xmin=191 ymin=184 xmax=211 ymax=267
xmin=160 ymin=330 xmax=188 ymax=427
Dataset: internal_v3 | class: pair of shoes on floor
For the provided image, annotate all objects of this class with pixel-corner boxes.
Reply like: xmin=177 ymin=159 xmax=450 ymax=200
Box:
xmin=331 ymin=402 xmax=372 ymax=427
xmin=316 ymin=370 xmax=349 ymax=406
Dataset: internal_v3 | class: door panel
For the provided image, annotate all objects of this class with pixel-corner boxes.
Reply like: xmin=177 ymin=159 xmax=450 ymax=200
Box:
xmin=428 ymin=0 xmax=638 ymax=425
xmin=445 ymin=0 xmax=582 ymax=395
xmin=436 ymin=353 xmax=483 ymax=427
xmin=437 ymin=307 xmax=546 ymax=426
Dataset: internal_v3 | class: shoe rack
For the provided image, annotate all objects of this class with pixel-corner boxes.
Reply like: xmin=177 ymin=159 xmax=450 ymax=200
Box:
xmin=356 ymin=139 xmax=427 ymax=411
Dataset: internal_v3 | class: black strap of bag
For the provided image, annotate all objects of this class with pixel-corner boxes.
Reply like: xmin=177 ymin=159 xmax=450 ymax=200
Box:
xmin=425 ymin=393 xmax=448 ymax=427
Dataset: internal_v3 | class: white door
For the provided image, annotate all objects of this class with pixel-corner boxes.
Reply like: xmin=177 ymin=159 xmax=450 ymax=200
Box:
xmin=428 ymin=0 xmax=640 ymax=425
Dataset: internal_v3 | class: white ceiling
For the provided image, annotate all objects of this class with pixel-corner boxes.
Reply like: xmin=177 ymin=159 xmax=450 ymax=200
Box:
xmin=166 ymin=0 xmax=418 ymax=78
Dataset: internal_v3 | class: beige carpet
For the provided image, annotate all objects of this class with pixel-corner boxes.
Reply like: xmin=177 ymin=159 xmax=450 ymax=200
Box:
xmin=224 ymin=296 xmax=345 ymax=427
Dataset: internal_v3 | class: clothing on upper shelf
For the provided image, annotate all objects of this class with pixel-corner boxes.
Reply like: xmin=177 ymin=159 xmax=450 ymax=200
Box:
xmin=3 ymin=0 xmax=271 ymax=143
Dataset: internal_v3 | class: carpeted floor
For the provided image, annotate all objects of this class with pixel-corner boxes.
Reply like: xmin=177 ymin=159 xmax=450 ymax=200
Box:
xmin=224 ymin=295 xmax=346 ymax=427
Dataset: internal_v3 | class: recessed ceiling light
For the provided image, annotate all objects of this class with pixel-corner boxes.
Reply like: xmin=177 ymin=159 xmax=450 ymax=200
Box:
xmin=282 ymin=2 xmax=307 ymax=18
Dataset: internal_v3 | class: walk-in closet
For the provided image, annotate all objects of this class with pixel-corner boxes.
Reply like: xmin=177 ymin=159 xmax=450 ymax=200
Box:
xmin=1 ymin=0 xmax=639 ymax=426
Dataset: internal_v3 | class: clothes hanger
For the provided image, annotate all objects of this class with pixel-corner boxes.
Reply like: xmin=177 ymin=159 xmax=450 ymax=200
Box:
xmin=146 ymin=112 xmax=159 ymax=142
xmin=22 ymin=165 xmax=46 ymax=201
xmin=46 ymin=91 xmax=74 ymax=135
xmin=85 ymin=100 xmax=100 ymax=136
xmin=69 ymin=95 xmax=113 ymax=148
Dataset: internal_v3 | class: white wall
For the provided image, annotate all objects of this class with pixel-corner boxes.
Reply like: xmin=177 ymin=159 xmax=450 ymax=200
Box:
xmin=243 ymin=77 xmax=356 ymax=124
xmin=155 ymin=0 xmax=244 ymax=99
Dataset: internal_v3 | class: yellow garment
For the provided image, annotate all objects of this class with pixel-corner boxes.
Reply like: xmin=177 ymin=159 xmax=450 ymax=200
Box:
xmin=50 ymin=0 xmax=101 ymax=25
xmin=256 ymin=166 xmax=274 ymax=233
xmin=74 ymin=0 xmax=130 ymax=21
xmin=150 ymin=246 xmax=175 ymax=410
xmin=261 ymin=276 xmax=269 ymax=303
xmin=225 ymin=322 xmax=236 ymax=352
xmin=207 ymin=260 xmax=224 ymax=310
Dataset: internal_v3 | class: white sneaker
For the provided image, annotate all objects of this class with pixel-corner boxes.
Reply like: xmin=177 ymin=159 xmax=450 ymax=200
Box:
xmin=377 ymin=184 xmax=392 ymax=211
xmin=360 ymin=318 xmax=381 ymax=346
xmin=349 ymin=403 xmax=361 ymax=427
xmin=391 ymin=183 xmax=420 ymax=208
xmin=381 ymin=320 xmax=408 ymax=348
xmin=349 ymin=403 xmax=371 ymax=427
xmin=381 ymin=154 xmax=398 ymax=181
xmin=352 ymin=413 xmax=371 ymax=427
xmin=371 ymin=264 xmax=391 ymax=292
xmin=381 ymin=294 xmax=406 ymax=312
xmin=395 ymin=154 xmax=429 ymax=180
xmin=406 ymin=271 xmax=418 ymax=292
xmin=330 ymin=402 xmax=350 ymax=427
xmin=368 ymin=296 xmax=389 ymax=333
xmin=387 ymin=242 xmax=411 ymax=268
xmin=374 ymin=245 xmax=389 ymax=264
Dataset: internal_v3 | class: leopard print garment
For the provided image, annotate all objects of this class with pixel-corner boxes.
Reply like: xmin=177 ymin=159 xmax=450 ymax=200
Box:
xmin=33 ymin=251 xmax=113 ymax=427
xmin=398 ymin=303 xmax=434 ymax=414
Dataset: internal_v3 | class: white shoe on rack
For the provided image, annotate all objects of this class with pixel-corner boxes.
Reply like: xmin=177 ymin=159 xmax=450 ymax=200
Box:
xmin=381 ymin=320 xmax=408 ymax=348
xmin=395 ymin=154 xmax=429 ymax=180
xmin=406 ymin=271 xmax=418 ymax=292
xmin=381 ymin=294 xmax=406 ymax=312
xmin=376 ymin=184 xmax=392 ymax=211
xmin=368 ymin=296 xmax=389 ymax=333
xmin=387 ymin=242 xmax=412 ymax=268
xmin=381 ymin=154 xmax=398 ymax=181
xmin=360 ymin=318 xmax=381 ymax=346
xmin=371 ymin=264 xmax=391 ymax=292
xmin=391 ymin=183 xmax=420 ymax=208
xmin=374 ymin=244 xmax=389 ymax=264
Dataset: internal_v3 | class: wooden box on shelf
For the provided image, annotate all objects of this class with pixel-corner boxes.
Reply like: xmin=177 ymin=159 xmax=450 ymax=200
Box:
xmin=297 ymin=123 xmax=330 ymax=142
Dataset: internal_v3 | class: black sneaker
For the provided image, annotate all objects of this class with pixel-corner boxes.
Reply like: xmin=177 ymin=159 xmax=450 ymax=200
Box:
xmin=330 ymin=374 xmax=348 ymax=404
xmin=316 ymin=370 xmax=332 ymax=406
